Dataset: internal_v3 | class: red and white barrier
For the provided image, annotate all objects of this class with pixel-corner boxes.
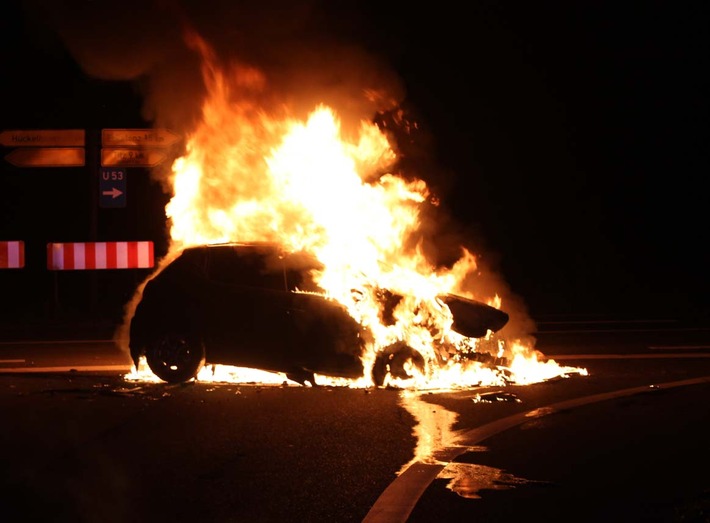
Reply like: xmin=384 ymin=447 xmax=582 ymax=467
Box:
xmin=0 ymin=241 xmax=24 ymax=269
xmin=47 ymin=241 xmax=154 ymax=270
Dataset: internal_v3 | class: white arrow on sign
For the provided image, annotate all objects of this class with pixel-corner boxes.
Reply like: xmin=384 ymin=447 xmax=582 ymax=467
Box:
xmin=102 ymin=187 xmax=124 ymax=199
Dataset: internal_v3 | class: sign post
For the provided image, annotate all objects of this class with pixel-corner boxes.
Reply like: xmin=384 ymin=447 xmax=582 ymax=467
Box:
xmin=99 ymin=168 xmax=127 ymax=208
xmin=0 ymin=129 xmax=85 ymax=147
xmin=98 ymin=127 xmax=181 ymax=212
xmin=5 ymin=147 xmax=85 ymax=167
xmin=100 ymin=128 xmax=180 ymax=168
xmin=101 ymin=128 xmax=180 ymax=147
xmin=1 ymin=129 xmax=86 ymax=167
xmin=100 ymin=148 xmax=168 ymax=168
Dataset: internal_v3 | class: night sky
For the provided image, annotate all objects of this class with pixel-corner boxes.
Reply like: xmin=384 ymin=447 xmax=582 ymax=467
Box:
xmin=0 ymin=0 xmax=707 ymax=323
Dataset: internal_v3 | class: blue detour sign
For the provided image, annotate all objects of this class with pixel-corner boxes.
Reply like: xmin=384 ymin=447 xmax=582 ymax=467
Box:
xmin=99 ymin=168 xmax=126 ymax=208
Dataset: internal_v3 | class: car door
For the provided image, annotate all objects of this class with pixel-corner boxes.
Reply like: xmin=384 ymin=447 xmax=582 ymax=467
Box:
xmin=201 ymin=245 xmax=294 ymax=369
xmin=282 ymin=255 xmax=366 ymax=377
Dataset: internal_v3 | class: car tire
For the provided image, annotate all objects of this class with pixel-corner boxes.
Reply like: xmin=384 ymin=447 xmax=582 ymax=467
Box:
xmin=145 ymin=333 xmax=206 ymax=384
xmin=372 ymin=342 xmax=425 ymax=387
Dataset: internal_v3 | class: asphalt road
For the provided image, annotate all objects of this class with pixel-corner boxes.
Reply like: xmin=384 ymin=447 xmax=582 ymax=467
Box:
xmin=1 ymin=319 xmax=709 ymax=522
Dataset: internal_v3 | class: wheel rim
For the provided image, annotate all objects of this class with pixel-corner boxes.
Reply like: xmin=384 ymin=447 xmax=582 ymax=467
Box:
xmin=147 ymin=334 xmax=205 ymax=382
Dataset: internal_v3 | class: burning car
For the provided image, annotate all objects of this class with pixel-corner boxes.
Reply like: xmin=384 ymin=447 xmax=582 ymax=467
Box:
xmin=129 ymin=242 xmax=510 ymax=385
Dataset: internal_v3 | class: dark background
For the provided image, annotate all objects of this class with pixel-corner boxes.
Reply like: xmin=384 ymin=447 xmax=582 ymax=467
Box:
xmin=0 ymin=0 xmax=707 ymax=326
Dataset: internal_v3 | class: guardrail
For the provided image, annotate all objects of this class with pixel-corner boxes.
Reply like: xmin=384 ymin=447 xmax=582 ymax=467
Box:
xmin=0 ymin=240 xmax=154 ymax=270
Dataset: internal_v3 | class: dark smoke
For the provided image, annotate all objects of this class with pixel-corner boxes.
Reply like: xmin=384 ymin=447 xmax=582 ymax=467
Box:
xmin=23 ymin=0 xmax=537 ymax=342
xmin=22 ymin=0 xmax=404 ymax=137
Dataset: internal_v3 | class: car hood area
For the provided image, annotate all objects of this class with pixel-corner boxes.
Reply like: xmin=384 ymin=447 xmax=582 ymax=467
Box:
xmin=439 ymin=294 xmax=509 ymax=338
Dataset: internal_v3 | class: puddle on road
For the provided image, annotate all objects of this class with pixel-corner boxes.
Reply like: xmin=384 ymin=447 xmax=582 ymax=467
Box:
xmin=399 ymin=389 xmax=545 ymax=499
xmin=398 ymin=390 xmax=464 ymax=473
xmin=438 ymin=461 xmax=551 ymax=499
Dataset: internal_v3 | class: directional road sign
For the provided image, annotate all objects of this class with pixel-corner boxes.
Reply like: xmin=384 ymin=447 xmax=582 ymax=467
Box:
xmin=102 ymin=128 xmax=181 ymax=147
xmin=0 ymin=129 xmax=85 ymax=147
xmin=99 ymin=168 xmax=126 ymax=208
xmin=5 ymin=147 xmax=85 ymax=167
xmin=101 ymin=148 xmax=168 ymax=168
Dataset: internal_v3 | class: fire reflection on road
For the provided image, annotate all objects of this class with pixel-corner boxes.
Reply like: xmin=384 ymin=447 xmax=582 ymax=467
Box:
xmin=398 ymin=389 xmax=542 ymax=499
xmin=438 ymin=461 xmax=548 ymax=499
xmin=398 ymin=390 xmax=470 ymax=474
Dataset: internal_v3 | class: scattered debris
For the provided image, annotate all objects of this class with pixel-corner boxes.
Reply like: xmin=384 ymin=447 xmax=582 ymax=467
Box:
xmin=472 ymin=391 xmax=521 ymax=403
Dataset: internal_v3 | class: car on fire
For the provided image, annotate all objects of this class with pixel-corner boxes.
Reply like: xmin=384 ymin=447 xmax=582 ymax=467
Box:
xmin=128 ymin=242 xmax=510 ymax=385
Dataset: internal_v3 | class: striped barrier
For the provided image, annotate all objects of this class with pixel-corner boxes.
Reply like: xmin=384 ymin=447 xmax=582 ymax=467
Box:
xmin=0 ymin=241 xmax=24 ymax=269
xmin=47 ymin=241 xmax=154 ymax=270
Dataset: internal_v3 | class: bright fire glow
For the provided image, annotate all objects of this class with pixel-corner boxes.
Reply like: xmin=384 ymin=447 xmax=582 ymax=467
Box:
xmin=124 ymin=31 xmax=586 ymax=389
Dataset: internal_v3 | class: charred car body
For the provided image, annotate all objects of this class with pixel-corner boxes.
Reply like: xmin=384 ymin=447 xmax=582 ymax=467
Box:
xmin=129 ymin=242 xmax=509 ymax=385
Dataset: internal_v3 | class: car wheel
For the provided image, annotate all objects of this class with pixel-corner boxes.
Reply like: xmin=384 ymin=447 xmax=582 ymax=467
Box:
xmin=145 ymin=333 xmax=206 ymax=383
xmin=372 ymin=342 xmax=425 ymax=387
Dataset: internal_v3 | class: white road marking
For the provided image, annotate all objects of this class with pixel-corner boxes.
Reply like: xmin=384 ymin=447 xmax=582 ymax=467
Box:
xmin=0 ymin=339 xmax=118 ymax=346
xmin=537 ymin=326 xmax=709 ymax=334
xmin=363 ymin=375 xmax=710 ymax=523
xmin=648 ymin=345 xmax=710 ymax=350
xmin=0 ymin=365 xmax=130 ymax=373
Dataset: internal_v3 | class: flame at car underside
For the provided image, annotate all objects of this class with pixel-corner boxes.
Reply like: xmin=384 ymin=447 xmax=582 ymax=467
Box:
xmin=126 ymin=29 xmax=585 ymax=389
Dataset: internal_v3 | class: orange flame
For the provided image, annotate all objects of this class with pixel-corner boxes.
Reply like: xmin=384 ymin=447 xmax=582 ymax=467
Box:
xmin=125 ymin=30 xmax=586 ymax=389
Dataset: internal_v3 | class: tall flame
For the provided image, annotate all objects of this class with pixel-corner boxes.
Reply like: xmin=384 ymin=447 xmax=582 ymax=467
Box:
xmin=126 ymin=30 xmax=586 ymax=388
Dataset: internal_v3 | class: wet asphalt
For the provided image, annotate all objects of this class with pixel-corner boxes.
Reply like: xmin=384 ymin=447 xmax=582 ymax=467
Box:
xmin=1 ymin=320 xmax=709 ymax=522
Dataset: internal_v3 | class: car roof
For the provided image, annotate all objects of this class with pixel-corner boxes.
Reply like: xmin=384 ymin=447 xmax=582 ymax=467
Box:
xmin=184 ymin=241 xmax=283 ymax=252
xmin=179 ymin=242 xmax=323 ymax=271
